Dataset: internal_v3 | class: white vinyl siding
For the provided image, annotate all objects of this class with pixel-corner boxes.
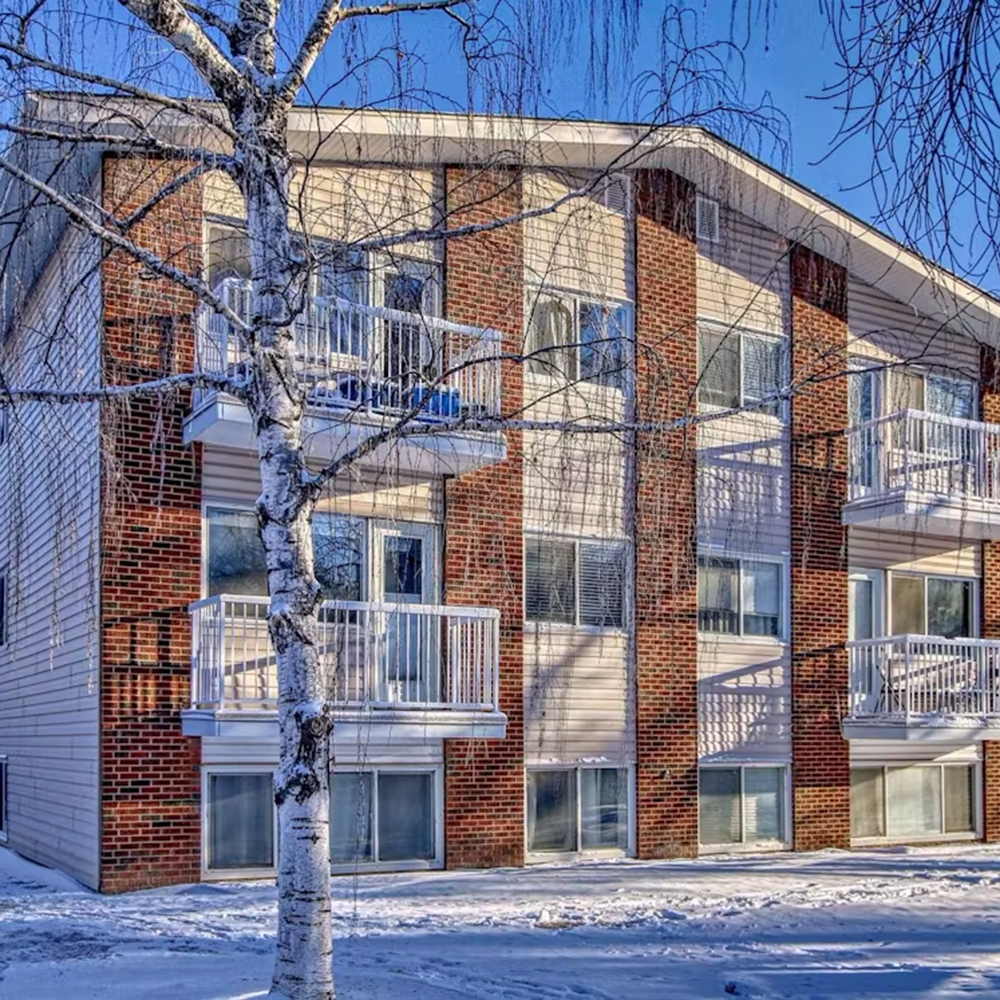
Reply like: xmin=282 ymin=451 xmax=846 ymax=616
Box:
xmin=0 ymin=222 xmax=102 ymax=888
xmin=848 ymin=529 xmax=980 ymax=578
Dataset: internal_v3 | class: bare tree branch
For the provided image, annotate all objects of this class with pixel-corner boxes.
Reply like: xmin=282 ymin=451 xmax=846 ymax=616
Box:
xmin=0 ymin=370 xmax=246 ymax=404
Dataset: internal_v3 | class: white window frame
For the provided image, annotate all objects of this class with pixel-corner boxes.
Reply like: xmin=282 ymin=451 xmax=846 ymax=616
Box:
xmin=849 ymin=359 xmax=979 ymax=425
xmin=697 ymin=551 xmax=789 ymax=642
xmin=886 ymin=570 xmax=979 ymax=638
xmin=697 ymin=763 xmax=791 ymax=855
xmin=330 ymin=764 xmax=443 ymax=873
xmin=697 ymin=319 xmax=789 ymax=420
xmin=850 ymin=762 xmax=982 ymax=845
xmin=201 ymin=765 xmax=279 ymax=880
xmin=0 ymin=754 xmax=8 ymax=843
xmin=524 ymin=763 xmax=634 ymax=864
xmin=524 ymin=286 xmax=634 ymax=389
xmin=523 ymin=533 xmax=629 ymax=632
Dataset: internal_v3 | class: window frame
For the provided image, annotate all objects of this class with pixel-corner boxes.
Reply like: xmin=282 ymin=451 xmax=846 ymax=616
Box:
xmin=0 ymin=568 xmax=6 ymax=647
xmin=524 ymin=763 xmax=634 ymax=863
xmin=697 ymin=551 xmax=789 ymax=642
xmin=697 ymin=319 xmax=788 ymax=420
xmin=850 ymin=762 xmax=981 ymax=845
xmin=524 ymin=286 xmax=634 ymax=389
xmin=697 ymin=763 xmax=791 ymax=854
xmin=329 ymin=765 xmax=444 ymax=873
xmin=0 ymin=754 xmax=7 ymax=843
xmin=201 ymin=765 xmax=279 ymax=879
xmin=0 ymin=405 xmax=7 ymax=447
xmin=848 ymin=359 xmax=979 ymax=426
xmin=523 ymin=533 xmax=629 ymax=631
xmin=887 ymin=570 xmax=978 ymax=638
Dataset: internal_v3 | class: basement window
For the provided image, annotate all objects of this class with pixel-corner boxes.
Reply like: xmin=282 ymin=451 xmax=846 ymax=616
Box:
xmin=205 ymin=771 xmax=276 ymax=871
xmin=698 ymin=765 xmax=788 ymax=851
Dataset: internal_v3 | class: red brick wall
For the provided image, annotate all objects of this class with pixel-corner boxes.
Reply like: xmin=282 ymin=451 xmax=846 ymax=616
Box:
xmin=442 ymin=166 xmax=526 ymax=868
xmin=980 ymin=346 xmax=1000 ymax=841
xmin=632 ymin=170 xmax=699 ymax=858
xmin=100 ymin=156 xmax=203 ymax=891
xmin=789 ymin=244 xmax=851 ymax=851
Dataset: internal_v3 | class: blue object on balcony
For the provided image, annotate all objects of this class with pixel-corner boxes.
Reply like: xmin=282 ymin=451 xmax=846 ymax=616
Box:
xmin=409 ymin=385 xmax=462 ymax=417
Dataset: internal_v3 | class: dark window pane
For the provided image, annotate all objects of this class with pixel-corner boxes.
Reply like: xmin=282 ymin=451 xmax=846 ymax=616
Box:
xmin=579 ymin=542 xmax=626 ymax=628
xmin=742 ymin=561 xmax=781 ymax=637
xmin=525 ymin=538 xmax=576 ymax=624
xmin=580 ymin=768 xmax=627 ymax=849
xmin=206 ymin=225 xmax=251 ymax=289
xmin=850 ymin=768 xmax=885 ymax=839
xmin=528 ymin=770 xmax=577 ymax=852
xmin=383 ymin=536 xmax=423 ymax=598
xmin=698 ymin=557 xmax=739 ymax=634
xmin=313 ymin=514 xmax=364 ymax=602
xmin=377 ymin=772 xmax=435 ymax=861
xmin=944 ymin=766 xmax=975 ymax=834
xmin=744 ymin=767 xmax=784 ymax=841
xmin=208 ymin=509 xmax=267 ymax=597
xmin=891 ymin=575 xmax=925 ymax=634
xmin=743 ymin=334 xmax=784 ymax=416
xmin=331 ymin=772 xmax=373 ymax=863
xmin=698 ymin=328 xmax=739 ymax=408
xmin=0 ymin=761 xmax=6 ymax=834
xmin=927 ymin=578 xmax=972 ymax=638
xmin=699 ymin=768 xmax=741 ymax=845
xmin=579 ymin=302 xmax=627 ymax=388
xmin=527 ymin=294 xmax=576 ymax=379
xmin=208 ymin=773 xmax=274 ymax=869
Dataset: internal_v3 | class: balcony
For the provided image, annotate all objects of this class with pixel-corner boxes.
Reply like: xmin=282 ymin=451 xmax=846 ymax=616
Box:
xmin=184 ymin=278 xmax=506 ymax=477
xmin=844 ymin=634 xmax=1000 ymax=740
xmin=843 ymin=409 xmax=1000 ymax=539
xmin=181 ymin=596 xmax=506 ymax=740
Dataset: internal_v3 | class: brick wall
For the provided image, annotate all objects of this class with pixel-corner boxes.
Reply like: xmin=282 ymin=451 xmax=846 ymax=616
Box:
xmin=442 ymin=166 xmax=526 ymax=868
xmin=789 ymin=244 xmax=851 ymax=851
xmin=100 ymin=156 xmax=203 ymax=891
xmin=632 ymin=169 xmax=699 ymax=858
xmin=980 ymin=346 xmax=1000 ymax=841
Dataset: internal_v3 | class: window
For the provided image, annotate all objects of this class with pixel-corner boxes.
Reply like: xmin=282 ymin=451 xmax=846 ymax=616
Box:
xmin=527 ymin=767 xmax=629 ymax=855
xmin=698 ymin=766 xmax=787 ymax=849
xmin=0 ymin=405 xmax=7 ymax=446
xmin=524 ymin=536 xmax=626 ymax=628
xmin=0 ymin=755 xmax=7 ymax=842
xmin=696 ymin=195 xmax=720 ymax=243
xmin=698 ymin=556 xmax=784 ymax=638
xmin=851 ymin=764 xmax=977 ymax=841
xmin=206 ymin=772 xmax=275 ymax=870
xmin=206 ymin=508 xmax=365 ymax=600
xmin=698 ymin=324 xmax=785 ymax=416
xmin=526 ymin=291 xmax=631 ymax=388
xmin=331 ymin=769 xmax=438 ymax=867
xmin=0 ymin=571 xmax=6 ymax=646
xmin=889 ymin=574 xmax=974 ymax=638
xmin=205 ymin=224 xmax=251 ymax=290
xmin=890 ymin=367 xmax=976 ymax=420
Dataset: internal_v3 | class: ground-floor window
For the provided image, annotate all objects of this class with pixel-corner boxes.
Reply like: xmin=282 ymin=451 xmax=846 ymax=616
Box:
xmin=331 ymin=768 xmax=439 ymax=867
xmin=0 ymin=755 xmax=7 ymax=842
xmin=526 ymin=766 xmax=629 ymax=855
xmin=698 ymin=765 xmax=788 ymax=849
xmin=205 ymin=770 xmax=276 ymax=871
xmin=850 ymin=764 xmax=977 ymax=841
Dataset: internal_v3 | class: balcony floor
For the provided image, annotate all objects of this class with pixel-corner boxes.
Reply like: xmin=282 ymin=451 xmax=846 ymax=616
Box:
xmin=184 ymin=392 xmax=507 ymax=478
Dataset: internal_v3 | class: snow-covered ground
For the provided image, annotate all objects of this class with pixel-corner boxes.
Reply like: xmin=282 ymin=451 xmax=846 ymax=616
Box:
xmin=3 ymin=844 xmax=1000 ymax=999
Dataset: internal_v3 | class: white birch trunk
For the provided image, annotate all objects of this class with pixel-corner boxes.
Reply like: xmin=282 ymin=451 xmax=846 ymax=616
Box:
xmin=237 ymin=108 xmax=335 ymax=1000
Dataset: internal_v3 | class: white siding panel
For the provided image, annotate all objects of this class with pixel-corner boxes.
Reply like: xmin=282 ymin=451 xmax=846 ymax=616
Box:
xmin=849 ymin=740 xmax=981 ymax=765
xmin=0 ymin=225 xmax=102 ymax=888
xmin=848 ymin=278 xmax=980 ymax=378
xmin=202 ymin=736 xmax=443 ymax=766
xmin=698 ymin=638 xmax=791 ymax=762
xmin=203 ymin=445 xmax=442 ymax=522
xmin=697 ymin=208 xmax=789 ymax=335
xmin=523 ymin=171 xmax=631 ymax=300
xmin=848 ymin=528 xmax=980 ymax=577
xmin=523 ymin=630 xmax=631 ymax=762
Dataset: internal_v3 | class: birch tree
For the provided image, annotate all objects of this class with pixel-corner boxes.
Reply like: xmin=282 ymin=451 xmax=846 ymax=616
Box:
xmin=0 ymin=2 xmax=785 ymax=998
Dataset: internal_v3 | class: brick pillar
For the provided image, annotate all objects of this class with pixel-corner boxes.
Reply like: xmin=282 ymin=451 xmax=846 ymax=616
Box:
xmin=789 ymin=245 xmax=851 ymax=851
xmin=99 ymin=156 xmax=203 ymax=891
xmin=442 ymin=166 xmax=525 ymax=868
xmin=632 ymin=170 xmax=699 ymax=859
xmin=980 ymin=346 xmax=1000 ymax=841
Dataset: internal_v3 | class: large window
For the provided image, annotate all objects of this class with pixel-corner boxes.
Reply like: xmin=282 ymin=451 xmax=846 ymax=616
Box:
xmin=526 ymin=291 xmax=631 ymax=388
xmin=698 ymin=324 xmax=785 ymax=416
xmin=698 ymin=556 xmax=784 ymax=638
xmin=331 ymin=769 xmax=438 ymax=867
xmin=699 ymin=766 xmax=787 ymax=849
xmin=524 ymin=536 xmax=626 ymax=628
xmin=851 ymin=764 xmax=977 ymax=841
xmin=206 ymin=771 xmax=276 ymax=871
xmin=526 ymin=767 xmax=629 ymax=855
xmin=206 ymin=508 xmax=365 ymax=600
xmin=890 ymin=574 xmax=974 ymax=638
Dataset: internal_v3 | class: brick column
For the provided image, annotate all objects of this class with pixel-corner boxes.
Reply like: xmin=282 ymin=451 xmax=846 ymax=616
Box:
xmin=789 ymin=245 xmax=851 ymax=851
xmin=980 ymin=346 xmax=1000 ymax=841
xmin=100 ymin=156 xmax=203 ymax=891
xmin=632 ymin=169 xmax=699 ymax=858
xmin=442 ymin=166 xmax=525 ymax=868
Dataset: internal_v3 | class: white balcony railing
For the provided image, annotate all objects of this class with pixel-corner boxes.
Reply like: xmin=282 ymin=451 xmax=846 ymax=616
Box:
xmin=194 ymin=277 xmax=502 ymax=422
xmin=847 ymin=408 xmax=1000 ymax=503
xmin=847 ymin=634 xmax=1000 ymax=721
xmin=190 ymin=595 xmax=500 ymax=713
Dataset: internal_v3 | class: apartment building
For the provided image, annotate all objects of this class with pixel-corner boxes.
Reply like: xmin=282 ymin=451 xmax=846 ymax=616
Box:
xmin=2 ymin=98 xmax=1000 ymax=891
